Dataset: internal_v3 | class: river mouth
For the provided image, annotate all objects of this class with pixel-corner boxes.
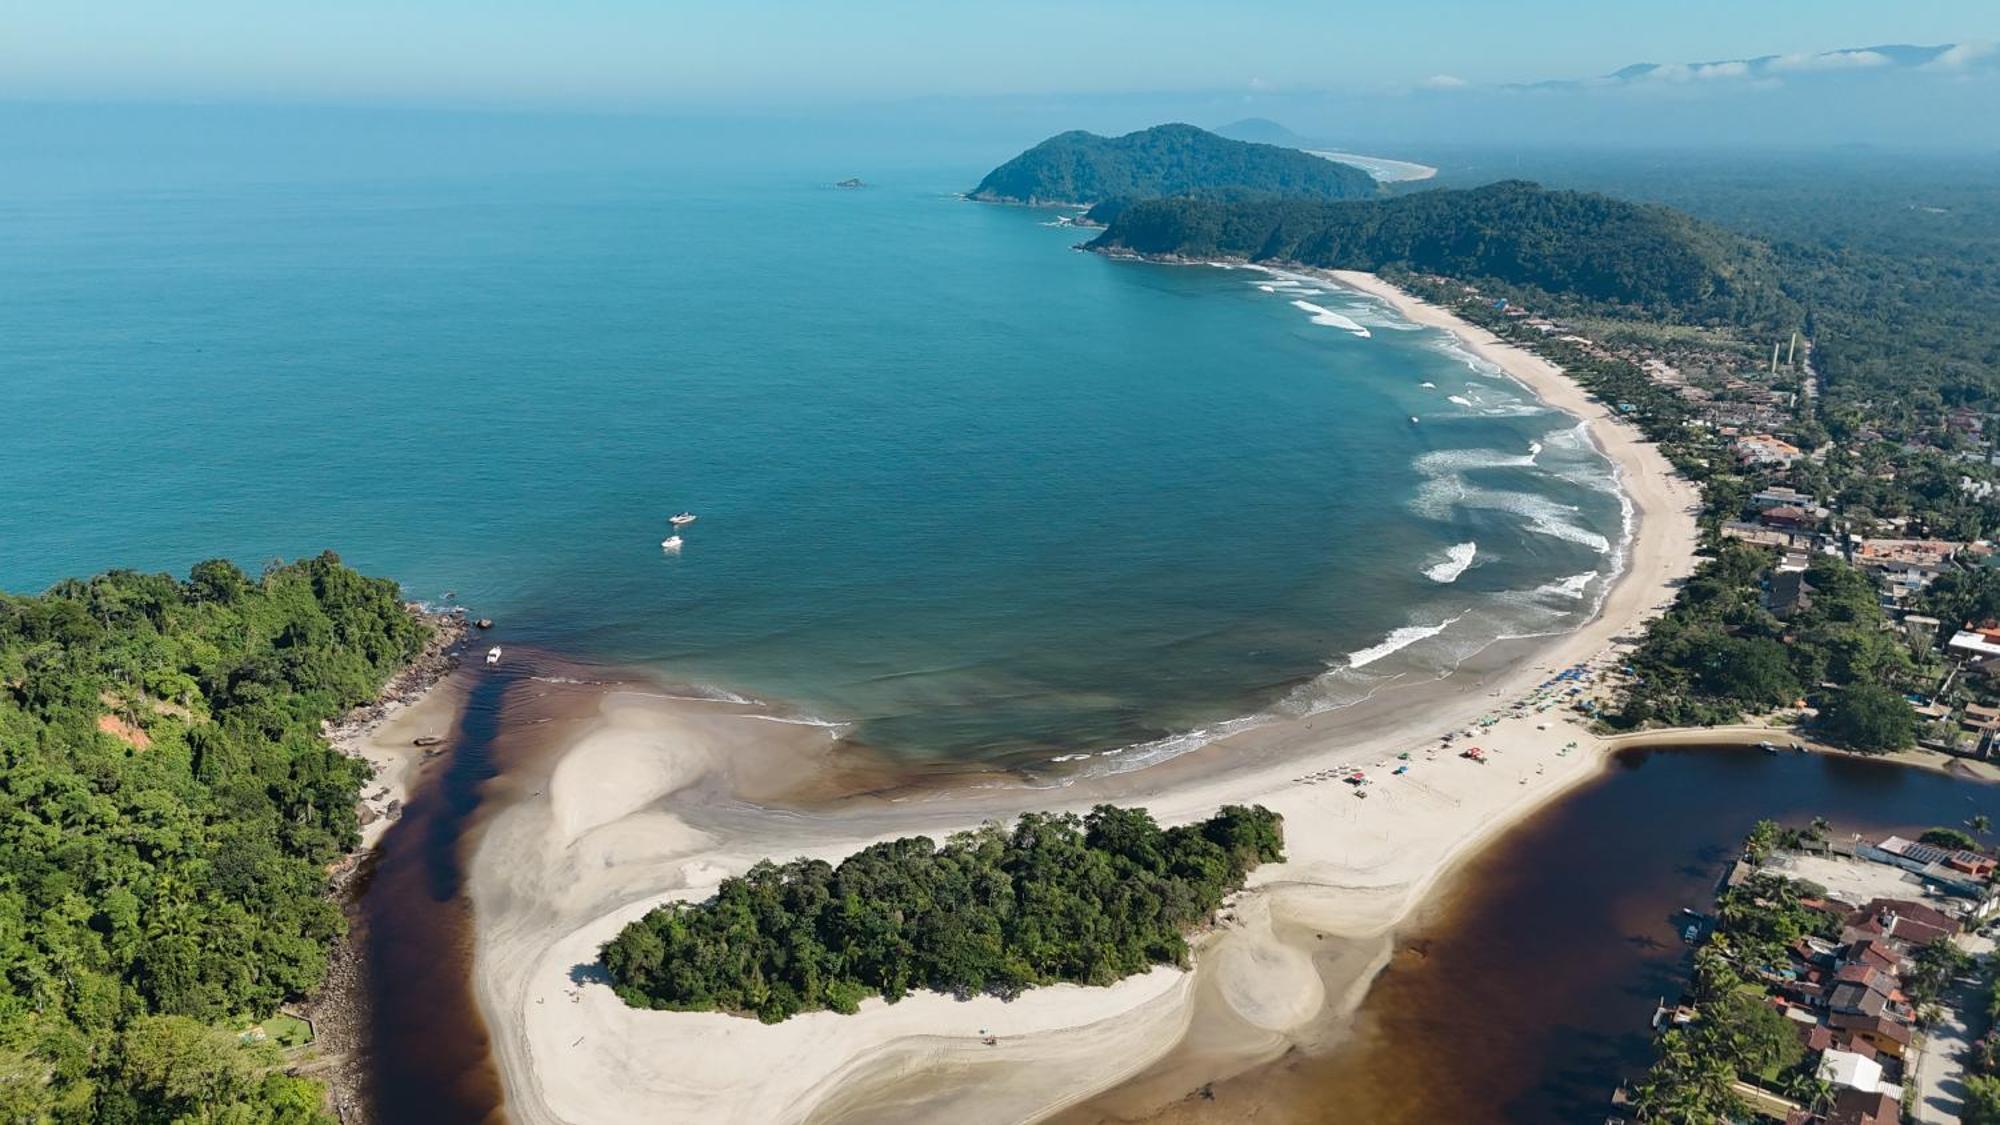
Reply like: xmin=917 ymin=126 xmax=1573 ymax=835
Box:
xmin=350 ymin=663 xmax=514 ymax=1125
xmin=349 ymin=650 xmax=914 ymax=1124
xmin=1057 ymin=744 xmax=2000 ymax=1124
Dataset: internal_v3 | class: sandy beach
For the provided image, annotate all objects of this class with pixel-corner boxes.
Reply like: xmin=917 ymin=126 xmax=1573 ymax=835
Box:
xmin=463 ymin=270 xmax=1705 ymax=1125
xmin=329 ymin=612 xmax=469 ymax=851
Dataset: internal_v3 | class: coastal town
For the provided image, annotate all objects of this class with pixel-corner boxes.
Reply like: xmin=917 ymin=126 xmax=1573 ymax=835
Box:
xmin=1621 ymin=822 xmax=2000 ymax=1124
xmin=1333 ymin=275 xmax=2000 ymax=1124
xmin=1401 ymin=272 xmax=2000 ymax=767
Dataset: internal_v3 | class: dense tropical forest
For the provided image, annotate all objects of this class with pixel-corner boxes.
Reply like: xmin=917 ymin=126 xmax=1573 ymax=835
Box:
xmin=1088 ymin=181 xmax=1796 ymax=326
xmin=1488 ymin=150 xmax=2000 ymax=424
xmin=1102 ymin=145 xmax=2000 ymax=413
xmin=0 ymin=554 xmax=430 ymax=1122
xmin=600 ymin=803 xmax=1283 ymax=1023
xmin=1615 ymin=545 xmax=1917 ymax=748
xmin=968 ymin=123 xmax=1377 ymax=207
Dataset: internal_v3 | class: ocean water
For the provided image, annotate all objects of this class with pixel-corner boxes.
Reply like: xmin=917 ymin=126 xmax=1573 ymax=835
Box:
xmin=0 ymin=113 xmax=1626 ymax=770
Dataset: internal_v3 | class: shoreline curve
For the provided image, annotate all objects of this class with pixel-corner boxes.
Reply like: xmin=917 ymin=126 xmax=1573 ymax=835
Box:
xmin=463 ymin=269 xmax=1705 ymax=1124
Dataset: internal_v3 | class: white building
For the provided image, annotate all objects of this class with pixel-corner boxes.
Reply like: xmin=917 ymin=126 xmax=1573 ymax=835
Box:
xmin=1818 ymin=1048 xmax=1899 ymax=1099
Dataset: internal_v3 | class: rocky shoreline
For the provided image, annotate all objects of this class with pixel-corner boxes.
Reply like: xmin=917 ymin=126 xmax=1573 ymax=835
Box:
xmin=301 ymin=605 xmax=475 ymax=1123
xmin=332 ymin=605 xmax=472 ymax=848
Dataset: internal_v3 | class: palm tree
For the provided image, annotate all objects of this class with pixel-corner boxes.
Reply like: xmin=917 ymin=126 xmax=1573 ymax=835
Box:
xmin=1809 ymin=815 xmax=1831 ymax=843
xmin=1971 ymin=813 xmax=1992 ymax=838
xmin=1781 ymin=1071 xmax=1833 ymax=1114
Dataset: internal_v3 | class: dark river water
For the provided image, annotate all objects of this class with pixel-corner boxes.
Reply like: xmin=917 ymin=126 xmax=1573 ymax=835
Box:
xmin=362 ymin=731 xmax=2000 ymax=1125
xmin=355 ymin=667 xmax=516 ymax=1125
xmin=1097 ymin=746 xmax=2000 ymax=1124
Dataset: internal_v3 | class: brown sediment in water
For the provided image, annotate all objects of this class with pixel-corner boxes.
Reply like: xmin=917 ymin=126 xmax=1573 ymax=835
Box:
xmin=1059 ymin=745 xmax=2000 ymax=1125
xmin=347 ymin=650 xmax=917 ymax=1125
xmin=377 ymin=266 xmax=1709 ymax=1125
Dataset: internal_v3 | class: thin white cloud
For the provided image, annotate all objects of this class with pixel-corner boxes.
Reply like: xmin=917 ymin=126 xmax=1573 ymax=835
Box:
xmin=1634 ymin=60 xmax=1753 ymax=83
xmin=1770 ymin=48 xmax=1891 ymax=72
xmin=1420 ymin=73 xmax=1467 ymax=89
xmin=1924 ymin=41 xmax=1996 ymax=71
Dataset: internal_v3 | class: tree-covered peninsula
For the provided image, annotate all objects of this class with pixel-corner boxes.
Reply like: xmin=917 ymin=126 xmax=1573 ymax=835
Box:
xmin=1087 ymin=181 xmax=1793 ymax=326
xmin=601 ymin=803 xmax=1283 ymax=1023
xmin=0 ymin=553 xmax=433 ymax=1122
xmin=968 ymin=123 xmax=1377 ymax=207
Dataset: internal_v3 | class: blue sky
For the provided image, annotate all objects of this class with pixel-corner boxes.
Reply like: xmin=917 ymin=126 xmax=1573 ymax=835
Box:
xmin=2 ymin=0 xmax=1992 ymax=107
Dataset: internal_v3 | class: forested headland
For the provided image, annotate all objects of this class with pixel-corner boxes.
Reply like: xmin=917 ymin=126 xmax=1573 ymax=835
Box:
xmin=1087 ymin=181 xmax=1796 ymax=327
xmin=968 ymin=123 xmax=1377 ymax=207
xmin=600 ymin=803 xmax=1283 ymax=1023
xmin=1083 ymin=154 xmax=2000 ymax=752
xmin=0 ymin=553 xmax=432 ymax=1122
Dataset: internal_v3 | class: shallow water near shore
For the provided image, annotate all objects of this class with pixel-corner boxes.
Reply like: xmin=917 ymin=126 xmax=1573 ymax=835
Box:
xmin=1 ymin=124 xmax=1622 ymax=774
xmin=1064 ymin=746 xmax=2000 ymax=1124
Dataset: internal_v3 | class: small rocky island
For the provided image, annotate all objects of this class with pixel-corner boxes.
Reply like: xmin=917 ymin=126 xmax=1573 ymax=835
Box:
xmin=835 ymin=177 xmax=865 ymax=189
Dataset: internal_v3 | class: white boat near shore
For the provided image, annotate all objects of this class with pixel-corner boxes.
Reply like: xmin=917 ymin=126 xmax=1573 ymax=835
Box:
xmin=485 ymin=646 xmax=502 ymax=665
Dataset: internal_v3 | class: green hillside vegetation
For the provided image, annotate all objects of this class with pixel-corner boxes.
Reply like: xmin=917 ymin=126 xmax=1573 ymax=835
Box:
xmin=1090 ymin=152 xmax=2000 ymax=413
xmin=969 ymin=123 xmax=1376 ymax=207
xmin=601 ymin=803 xmax=1283 ymax=1023
xmin=1615 ymin=545 xmax=1915 ymax=746
xmin=1088 ymin=181 xmax=1797 ymax=326
xmin=0 ymin=553 xmax=430 ymax=1122
xmin=1432 ymin=149 xmax=2000 ymax=413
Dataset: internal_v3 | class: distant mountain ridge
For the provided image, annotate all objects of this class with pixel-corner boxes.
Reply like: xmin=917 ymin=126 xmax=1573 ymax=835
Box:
xmin=1212 ymin=118 xmax=1330 ymax=149
xmin=1088 ymin=181 xmax=1796 ymax=326
xmin=969 ymin=123 xmax=1376 ymax=207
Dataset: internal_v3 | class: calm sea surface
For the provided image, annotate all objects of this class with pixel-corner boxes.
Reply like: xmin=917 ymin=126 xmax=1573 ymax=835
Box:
xmin=1 ymin=113 xmax=1623 ymax=769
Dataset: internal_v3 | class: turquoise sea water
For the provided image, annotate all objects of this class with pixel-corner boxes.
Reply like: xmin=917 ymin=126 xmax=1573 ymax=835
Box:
xmin=0 ymin=118 xmax=1626 ymax=769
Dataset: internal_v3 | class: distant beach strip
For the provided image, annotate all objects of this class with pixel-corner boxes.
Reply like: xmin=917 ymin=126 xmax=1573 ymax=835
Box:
xmin=1305 ymin=149 xmax=1439 ymax=183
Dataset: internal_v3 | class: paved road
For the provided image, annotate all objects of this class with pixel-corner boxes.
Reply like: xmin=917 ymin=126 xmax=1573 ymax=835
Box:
xmin=1910 ymin=934 xmax=1993 ymax=1124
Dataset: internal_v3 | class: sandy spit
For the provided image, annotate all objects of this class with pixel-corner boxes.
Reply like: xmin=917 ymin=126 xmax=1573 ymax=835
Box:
xmin=466 ymin=271 xmax=1705 ymax=1125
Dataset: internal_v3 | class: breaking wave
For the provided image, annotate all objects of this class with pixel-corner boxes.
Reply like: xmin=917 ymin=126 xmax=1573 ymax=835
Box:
xmin=1347 ymin=612 xmax=1468 ymax=668
xmin=1533 ymin=572 xmax=1597 ymax=600
xmin=1424 ymin=541 xmax=1479 ymax=583
xmin=1290 ymin=299 xmax=1372 ymax=337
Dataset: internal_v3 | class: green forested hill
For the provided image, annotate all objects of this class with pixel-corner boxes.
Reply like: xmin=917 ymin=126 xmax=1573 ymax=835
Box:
xmin=0 ymin=553 xmax=429 ymax=1122
xmin=1088 ymin=180 xmax=1797 ymax=326
xmin=969 ymin=123 xmax=1377 ymax=206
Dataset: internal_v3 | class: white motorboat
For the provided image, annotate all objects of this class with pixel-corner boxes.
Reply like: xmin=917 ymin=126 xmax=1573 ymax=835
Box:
xmin=661 ymin=535 xmax=684 ymax=553
xmin=485 ymin=646 xmax=502 ymax=665
xmin=669 ymin=512 xmax=697 ymax=526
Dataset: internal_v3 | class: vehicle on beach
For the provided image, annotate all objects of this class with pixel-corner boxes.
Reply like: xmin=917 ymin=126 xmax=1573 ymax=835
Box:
xmin=485 ymin=646 xmax=502 ymax=665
